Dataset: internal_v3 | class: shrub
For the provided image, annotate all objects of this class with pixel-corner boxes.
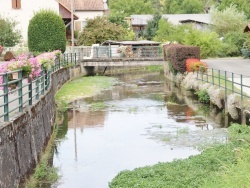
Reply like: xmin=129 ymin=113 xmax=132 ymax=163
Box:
xmin=163 ymin=44 xmax=200 ymax=73
xmin=0 ymin=16 xmax=22 ymax=46
xmin=28 ymin=9 xmax=66 ymax=53
xmin=195 ymin=89 xmax=210 ymax=103
xmin=186 ymin=58 xmax=207 ymax=72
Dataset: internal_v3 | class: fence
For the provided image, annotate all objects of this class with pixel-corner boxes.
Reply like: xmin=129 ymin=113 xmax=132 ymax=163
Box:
xmin=66 ymin=45 xmax=163 ymax=60
xmin=0 ymin=55 xmax=78 ymax=122
xmin=196 ymin=68 xmax=250 ymax=101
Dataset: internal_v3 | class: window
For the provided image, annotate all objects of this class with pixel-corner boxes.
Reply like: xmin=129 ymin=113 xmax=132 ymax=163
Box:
xmin=12 ymin=0 xmax=21 ymax=9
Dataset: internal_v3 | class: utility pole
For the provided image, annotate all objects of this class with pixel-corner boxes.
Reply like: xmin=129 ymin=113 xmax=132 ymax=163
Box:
xmin=71 ymin=0 xmax=74 ymax=55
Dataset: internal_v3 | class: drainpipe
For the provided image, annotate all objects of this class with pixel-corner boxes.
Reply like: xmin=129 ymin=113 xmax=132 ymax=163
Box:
xmin=71 ymin=0 xmax=74 ymax=56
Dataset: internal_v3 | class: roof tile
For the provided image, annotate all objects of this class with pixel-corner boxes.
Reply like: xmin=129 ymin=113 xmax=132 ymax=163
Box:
xmin=59 ymin=0 xmax=104 ymax=11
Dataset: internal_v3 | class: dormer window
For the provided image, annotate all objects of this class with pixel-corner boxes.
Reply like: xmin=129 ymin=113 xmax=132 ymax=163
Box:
xmin=12 ymin=0 xmax=21 ymax=9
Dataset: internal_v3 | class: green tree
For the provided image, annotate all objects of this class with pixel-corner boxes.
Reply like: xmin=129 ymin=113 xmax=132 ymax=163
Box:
xmin=217 ymin=0 xmax=250 ymax=19
xmin=143 ymin=13 xmax=162 ymax=40
xmin=109 ymin=0 xmax=154 ymax=17
xmin=162 ymin=0 xmax=204 ymax=13
xmin=28 ymin=9 xmax=66 ymax=52
xmin=77 ymin=16 xmax=124 ymax=46
xmin=0 ymin=17 xmax=22 ymax=46
xmin=183 ymin=29 xmax=222 ymax=58
xmin=210 ymin=4 xmax=247 ymax=36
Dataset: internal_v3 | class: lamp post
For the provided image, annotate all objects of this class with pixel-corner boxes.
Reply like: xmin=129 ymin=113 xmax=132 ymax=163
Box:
xmin=71 ymin=0 xmax=74 ymax=54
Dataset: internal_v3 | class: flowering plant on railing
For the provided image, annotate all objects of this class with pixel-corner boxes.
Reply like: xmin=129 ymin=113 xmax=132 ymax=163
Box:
xmin=8 ymin=54 xmax=41 ymax=79
xmin=117 ymin=45 xmax=133 ymax=57
xmin=186 ymin=58 xmax=208 ymax=73
xmin=36 ymin=52 xmax=57 ymax=71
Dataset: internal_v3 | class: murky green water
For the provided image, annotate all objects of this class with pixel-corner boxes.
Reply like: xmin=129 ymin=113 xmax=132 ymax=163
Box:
xmin=52 ymin=71 xmax=229 ymax=188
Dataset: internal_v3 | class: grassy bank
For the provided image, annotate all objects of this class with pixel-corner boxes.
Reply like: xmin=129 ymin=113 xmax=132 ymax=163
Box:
xmin=109 ymin=124 xmax=250 ymax=188
xmin=55 ymin=76 xmax=118 ymax=110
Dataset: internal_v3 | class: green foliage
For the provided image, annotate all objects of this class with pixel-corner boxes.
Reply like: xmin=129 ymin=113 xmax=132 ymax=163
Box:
xmin=0 ymin=16 xmax=22 ymax=46
xmin=91 ymin=102 xmax=106 ymax=111
xmin=146 ymin=65 xmax=163 ymax=72
xmin=28 ymin=9 xmax=66 ymax=53
xmin=216 ymin=0 xmax=250 ymax=19
xmin=219 ymin=31 xmax=247 ymax=57
xmin=77 ymin=16 xmax=124 ymax=46
xmin=143 ymin=13 xmax=162 ymax=40
xmin=110 ymin=124 xmax=250 ymax=188
xmin=109 ymin=0 xmax=154 ymax=17
xmin=183 ymin=29 xmax=222 ymax=58
xmin=210 ymin=4 xmax=247 ymax=37
xmin=162 ymin=0 xmax=204 ymax=14
xmin=195 ymin=89 xmax=210 ymax=103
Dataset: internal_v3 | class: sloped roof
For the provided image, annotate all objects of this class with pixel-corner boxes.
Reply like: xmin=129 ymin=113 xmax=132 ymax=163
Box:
xmin=59 ymin=0 xmax=105 ymax=11
xmin=131 ymin=14 xmax=211 ymax=26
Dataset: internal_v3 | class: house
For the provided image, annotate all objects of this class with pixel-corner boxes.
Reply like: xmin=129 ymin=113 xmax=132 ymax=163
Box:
xmin=0 ymin=0 xmax=108 ymax=45
xmin=130 ymin=14 xmax=211 ymax=37
xmin=0 ymin=0 xmax=59 ymax=44
xmin=59 ymin=0 xmax=108 ymax=33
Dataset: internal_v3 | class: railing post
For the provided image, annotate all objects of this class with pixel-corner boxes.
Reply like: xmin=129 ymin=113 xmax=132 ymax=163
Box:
xmin=18 ymin=70 xmax=23 ymax=112
xmin=241 ymin=74 xmax=243 ymax=101
xmin=232 ymin=72 xmax=234 ymax=93
xmin=225 ymin=71 xmax=227 ymax=100
xmin=36 ymin=78 xmax=39 ymax=100
xmin=212 ymin=69 xmax=214 ymax=85
xmin=41 ymin=69 xmax=45 ymax=95
xmin=109 ymin=45 xmax=112 ymax=58
xmin=3 ymin=74 xmax=9 ymax=121
xmin=28 ymin=78 xmax=32 ymax=105
xmin=218 ymin=70 xmax=220 ymax=88
xmin=75 ymin=52 xmax=77 ymax=65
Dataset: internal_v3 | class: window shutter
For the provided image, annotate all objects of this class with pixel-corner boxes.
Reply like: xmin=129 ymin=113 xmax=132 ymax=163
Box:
xmin=75 ymin=21 xmax=82 ymax=31
xmin=16 ymin=0 xmax=21 ymax=9
xmin=11 ymin=0 xmax=16 ymax=9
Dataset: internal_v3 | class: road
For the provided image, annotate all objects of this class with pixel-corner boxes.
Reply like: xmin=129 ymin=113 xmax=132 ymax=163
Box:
xmin=202 ymin=57 xmax=250 ymax=76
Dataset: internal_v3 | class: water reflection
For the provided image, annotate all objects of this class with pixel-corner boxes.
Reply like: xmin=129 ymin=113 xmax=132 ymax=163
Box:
xmin=52 ymin=72 xmax=230 ymax=188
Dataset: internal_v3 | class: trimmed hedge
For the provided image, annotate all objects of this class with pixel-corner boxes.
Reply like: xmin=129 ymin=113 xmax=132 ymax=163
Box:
xmin=28 ymin=9 xmax=66 ymax=53
xmin=163 ymin=44 xmax=200 ymax=73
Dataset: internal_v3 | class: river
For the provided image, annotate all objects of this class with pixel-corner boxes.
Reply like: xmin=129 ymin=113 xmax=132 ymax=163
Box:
xmin=51 ymin=71 xmax=229 ymax=188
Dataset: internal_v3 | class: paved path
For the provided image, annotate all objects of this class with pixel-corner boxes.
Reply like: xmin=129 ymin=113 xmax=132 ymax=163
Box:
xmin=202 ymin=57 xmax=250 ymax=76
xmin=202 ymin=57 xmax=250 ymax=96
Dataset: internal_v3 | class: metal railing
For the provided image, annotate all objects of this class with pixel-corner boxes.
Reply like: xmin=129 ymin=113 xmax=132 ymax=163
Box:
xmin=196 ymin=68 xmax=250 ymax=100
xmin=0 ymin=56 xmax=78 ymax=122
xmin=66 ymin=45 xmax=163 ymax=59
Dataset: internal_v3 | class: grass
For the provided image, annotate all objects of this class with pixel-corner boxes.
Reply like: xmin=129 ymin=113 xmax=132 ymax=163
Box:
xmin=109 ymin=124 xmax=250 ymax=188
xmin=146 ymin=65 xmax=164 ymax=72
xmin=24 ymin=126 xmax=59 ymax=188
xmin=55 ymin=76 xmax=117 ymax=108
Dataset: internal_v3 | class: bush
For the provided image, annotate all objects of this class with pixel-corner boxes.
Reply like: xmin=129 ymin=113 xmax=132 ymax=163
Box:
xmin=186 ymin=58 xmax=207 ymax=72
xmin=0 ymin=16 xmax=22 ymax=46
xmin=163 ymin=44 xmax=200 ymax=73
xmin=28 ymin=9 xmax=66 ymax=53
xmin=183 ymin=29 xmax=222 ymax=59
xmin=195 ymin=89 xmax=210 ymax=103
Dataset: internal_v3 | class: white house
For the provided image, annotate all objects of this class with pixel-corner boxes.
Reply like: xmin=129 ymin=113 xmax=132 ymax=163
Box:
xmin=0 ymin=0 xmax=59 ymax=44
xmin=59 ymin=0 xmax=108 ymax=32
xmin=0 ymin=0 xmax=108 ymax=45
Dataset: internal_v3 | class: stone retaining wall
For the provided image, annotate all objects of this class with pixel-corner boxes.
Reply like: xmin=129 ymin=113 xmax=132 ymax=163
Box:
xmin=0 ymin=67 xmax=72 ymax=187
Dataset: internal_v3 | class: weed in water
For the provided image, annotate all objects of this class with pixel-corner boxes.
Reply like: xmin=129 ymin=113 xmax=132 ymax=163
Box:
xmin=91 ymin=102 xmax=106 ymax=111
xmin=176 ymin=127 xmax=189 ymax=135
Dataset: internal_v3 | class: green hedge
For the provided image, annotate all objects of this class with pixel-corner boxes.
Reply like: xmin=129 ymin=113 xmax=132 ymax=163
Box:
xmin=28 ymin=9 xmax=66 ymax=53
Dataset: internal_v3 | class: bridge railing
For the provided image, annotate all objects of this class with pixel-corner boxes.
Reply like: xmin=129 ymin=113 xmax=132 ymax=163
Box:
xmin=195 ymin=68 xmax=250 ymax=101
xmin=65 ymin=45 xmax=163 ymax=60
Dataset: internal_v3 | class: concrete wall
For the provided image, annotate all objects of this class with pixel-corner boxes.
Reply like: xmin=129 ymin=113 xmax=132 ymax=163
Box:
xmin=0 ymin=67 xmax=71 ymax=187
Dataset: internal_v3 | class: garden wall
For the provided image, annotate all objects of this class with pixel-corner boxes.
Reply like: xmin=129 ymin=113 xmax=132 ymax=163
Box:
xmin=0 ymin=66 xmax=84 ymax=187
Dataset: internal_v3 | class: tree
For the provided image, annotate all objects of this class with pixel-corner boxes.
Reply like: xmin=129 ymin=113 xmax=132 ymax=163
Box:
xmin=28 ymin=9 xmax=66 ymax=52
xmin=77 ymin=16 xmax=124 ymax=46
xmin=216 ymin=0 xmax=250 ymax=19
xmin=109 ymin=0 xmax=154 ymax=17
xmin=0 ymin=17 xmax=22 ymax=46
xmin=210 ymin=4 xmax=247 ymax=36
xmin=143 ymin=13 xmax=162 ymax=40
